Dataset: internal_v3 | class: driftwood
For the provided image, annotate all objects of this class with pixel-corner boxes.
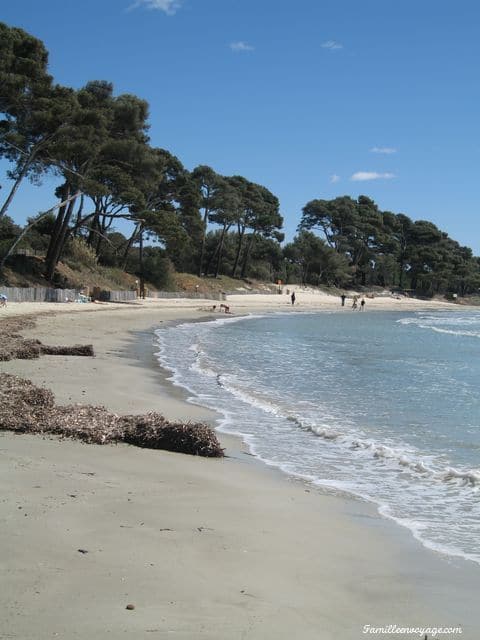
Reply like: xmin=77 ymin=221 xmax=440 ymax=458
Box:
xmin=0 ymin=374 xmax=224 ymax=458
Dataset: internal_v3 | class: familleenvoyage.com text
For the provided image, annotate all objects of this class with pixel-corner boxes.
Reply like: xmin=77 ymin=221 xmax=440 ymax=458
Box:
xmin=362 ymin=624 xmax=463 ymax=636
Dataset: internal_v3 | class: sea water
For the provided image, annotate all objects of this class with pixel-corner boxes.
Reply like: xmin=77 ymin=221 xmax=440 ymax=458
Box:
xmin=155 ymin=310 xmax=480 ymax=564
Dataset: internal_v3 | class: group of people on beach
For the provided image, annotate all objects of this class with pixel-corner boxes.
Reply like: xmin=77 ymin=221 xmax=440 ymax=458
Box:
xmin=198 ymin=303 xmax=232 ymax=314
xmin=340 ymin=294 xmax=365 ymax=310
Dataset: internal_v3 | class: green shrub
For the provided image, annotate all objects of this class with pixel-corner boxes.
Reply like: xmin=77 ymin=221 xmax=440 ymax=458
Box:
xmin=142 ymin=247 xmax=174 ymax=290
xmin=64 ymin=237 xmax=98 ymax=269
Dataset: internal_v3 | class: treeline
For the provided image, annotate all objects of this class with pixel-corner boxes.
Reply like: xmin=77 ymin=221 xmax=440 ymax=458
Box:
xmin=1 ymin=22 xmax=479 ymax=296
xmin=295 ymin=196 xmax=480 ymax=295
xmin=0 ymin=22 xmax=283 ymax=287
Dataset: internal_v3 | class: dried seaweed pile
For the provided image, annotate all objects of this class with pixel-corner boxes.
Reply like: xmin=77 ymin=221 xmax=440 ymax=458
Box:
xmin=122 ymin=415 xmax=225 ymax=457
xmin=39 ymin=344 xmax=94 ymax=356
xmin=0 ymin=374 xmax=224 ymax=457
xmin=0 ymin=316 xmax=94 ymax=361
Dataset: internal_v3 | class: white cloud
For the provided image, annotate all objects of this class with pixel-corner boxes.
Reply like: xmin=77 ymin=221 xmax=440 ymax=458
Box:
xmin=321 ymin=40 xmax=343 ymax=51
xmin=330 ymin=174 xmax=340 ymax=183
xmin=351 ymin=171 xmax=396 ymax=181
xmin=129 ymin=0 xmax=181 ymax=15
xmin=230 ymin=41 xmax=255 ymax=52
xmin=370 ymin=146 xmax=397 ymax=154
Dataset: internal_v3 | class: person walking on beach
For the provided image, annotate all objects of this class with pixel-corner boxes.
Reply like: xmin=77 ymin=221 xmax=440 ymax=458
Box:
xmin=352 ymin=297 xmax=358 ymax=310
xmin=360 ymin=298 xmax=365 ymax=311
xmin=340 ymin=294 xmax=346 ymax=307
xmin=291 ymin=291 xmax=296 ymax=306
xmin=0 ymin=293 xmax=7 ymax=307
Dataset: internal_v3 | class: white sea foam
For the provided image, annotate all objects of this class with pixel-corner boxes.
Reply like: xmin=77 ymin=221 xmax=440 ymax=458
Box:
xmin=377 ymin=505 xmax=480 ymax=565
xmin=301 ymin=420 xmax=480 ymax=489
xmin=442 ymin=467 xmax=480 ymax=486
xmin=154 ymin=311 xmax=480 ymax=566
xmin=429 ymin=327 xmax=480 ymax=337
xmin=397 ymin=311 xmax=480 ymax=338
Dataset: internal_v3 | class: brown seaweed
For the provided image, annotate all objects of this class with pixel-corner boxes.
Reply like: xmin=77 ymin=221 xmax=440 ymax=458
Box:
xmin=0 ymin=373 xmax=224 ymax=458
xmin=0 ymin=316 xmax=94 ymax=361
xmin=39 ymin=344 xmax=94 ymax=356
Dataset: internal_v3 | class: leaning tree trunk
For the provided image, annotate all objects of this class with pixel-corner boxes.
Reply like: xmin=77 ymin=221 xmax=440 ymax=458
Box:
xmin=197 ymin=207 xmax=210 ymax=277
xmin=0 ymin=133 xmax=52 ymax=218
xmin=240 ymin=232 xmax=256 ymax=279
xmin=87 ymin=199 xmax=102 ymax=247
xmin=0 ymin=191 xmax=82 ymax=269
xmin=95 ymin=213 xmax=113 ymax=256
xmin=205 ymin=224 xmax=231 ymax=276
xmin=121 ymin=224 xmax=141 ymax=271
xmin=45 ymin=184 xmax=70 ymax=267
xmin=45 ymin=188 xmax=80 ymax=282
xmin=213 ymin=224 xmax=229 ymax=278
xmin=0 ymin=151 xmax=37 ymax=218
xmin=231 ymin=224 xmax=245 ymax=278
xmin=72 ymin=195 xmax=85 ymax=236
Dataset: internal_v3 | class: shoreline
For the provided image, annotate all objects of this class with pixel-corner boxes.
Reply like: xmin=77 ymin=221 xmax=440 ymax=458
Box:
xmin=1 ymin=298 xmax=479 ymax=638
xmin=152 ymin=307 xmax=480 ymax=568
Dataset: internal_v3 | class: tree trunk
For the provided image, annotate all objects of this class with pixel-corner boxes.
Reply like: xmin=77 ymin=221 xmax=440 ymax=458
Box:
xmin=240 ymin=233 xmax=256 ymax=278
xmin=197 ymin=206 xmax=210 ymax=277
xmin=302 ymin=263 xmax=309 ymax=286
xmin=398 ymin=258 xmax=405 ymax=288
xmin=72 ymin=195 xmax=85 ymax=236
xmin=205 ymin=226 xmax=230 ymax=277
xmin=0 ymin=153 xmax=35 ymax=218
xmin=204 ymin=243 xmax=218 ymax=277
xmin=231 ymin=224 xmax=245 ymax=278
xmin=96 ymin=213 xmax=113 ymax=256
xmin=214 ymin=224 xmax=228 ymax=278
xmin=1 ymin=192 xmax=81 ymax=269
xmin=139 ymin=226 xmax=145 ymax=298
xmin=87 ymin=199 xmax=101 ymax=247
xmin=45 ymin=184 xmax=70 ymax=267
xmin=121 ymin=225 xmax=140 ymax=271
xmin=45 ymin=189 xmax=80 ymax=281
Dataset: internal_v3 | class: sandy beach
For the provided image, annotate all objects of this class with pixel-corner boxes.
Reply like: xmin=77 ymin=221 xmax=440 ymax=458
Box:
xmin=1 ymin=293 xmax=479 ymax=639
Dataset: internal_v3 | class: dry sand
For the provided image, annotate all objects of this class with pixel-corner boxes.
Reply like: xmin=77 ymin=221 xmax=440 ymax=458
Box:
xmin=0 ymin=294 xmax=479 ymax=639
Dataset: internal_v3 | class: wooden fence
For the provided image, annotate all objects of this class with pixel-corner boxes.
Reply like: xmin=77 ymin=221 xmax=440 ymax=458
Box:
xmin=1 ymin=287 xmax=136 ymax=303
xmin=98 ymin=290 xmax=137 ymax=302
xmin=1 ymin=287 xmax=78 ymax=303
xmin=0 ymin=287 xmax=249 ymax=304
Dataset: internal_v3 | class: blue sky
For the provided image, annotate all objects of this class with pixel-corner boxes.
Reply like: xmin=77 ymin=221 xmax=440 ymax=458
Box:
xmin=1 ymin=0 xmax=480 ymax=253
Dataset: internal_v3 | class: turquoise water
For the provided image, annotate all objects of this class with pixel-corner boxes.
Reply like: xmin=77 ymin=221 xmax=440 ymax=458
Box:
xmin=156 ymin=310 xmax=480 ymax=564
